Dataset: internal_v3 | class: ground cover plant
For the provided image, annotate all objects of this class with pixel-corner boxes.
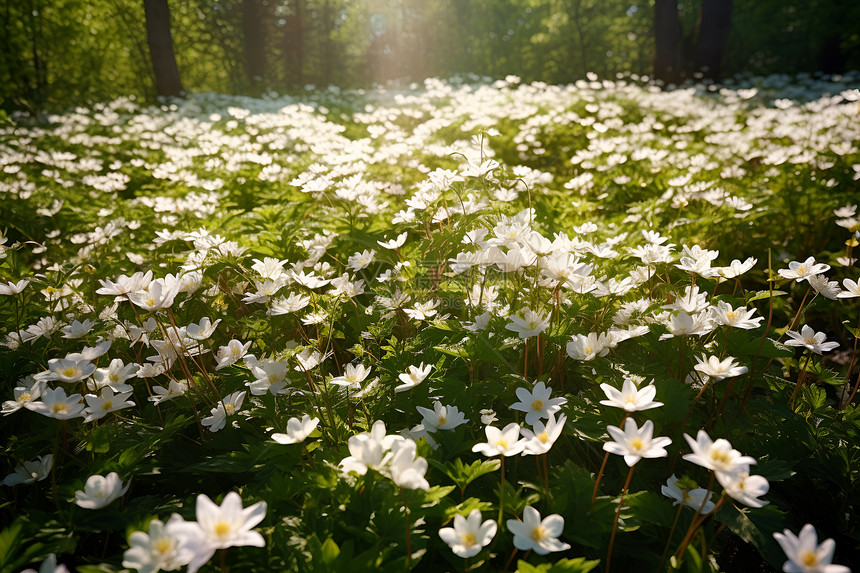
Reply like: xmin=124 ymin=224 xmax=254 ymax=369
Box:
xmin=1 ymin=73 xmax=860 ymax=572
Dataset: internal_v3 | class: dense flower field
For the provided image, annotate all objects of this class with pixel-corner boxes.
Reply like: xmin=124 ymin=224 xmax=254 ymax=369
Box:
xmin=1 ymin=73 xmax=859 ymax=572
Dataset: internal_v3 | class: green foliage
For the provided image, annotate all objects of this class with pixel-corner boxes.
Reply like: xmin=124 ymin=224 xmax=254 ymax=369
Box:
xmin=1 ymin=76 xmax=860 ymax=572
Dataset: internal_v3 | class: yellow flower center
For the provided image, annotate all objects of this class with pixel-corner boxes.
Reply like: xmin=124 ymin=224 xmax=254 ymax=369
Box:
xmin=145 ymin=297 xmax=156 ymax=307
xmin=796 ymin=265 xmax=807 ymax=275
xmin=18 ymin=393 xmax=31 ymax=403
xmin=154 ymin=538 xmax=172 ymax=554
xmin=531 ymin=399 xmax=544 ymax=412
xmin=461 ymin=533 xmax=477 ymax=547
xmin=109 ymin=373 xmax=119 ymax=382
xmin=631 ymin=438 xmax=644 ymax=451
xmin=801 ymin=552 xmax=818 ymax=566
xmin=530 ymin=526 xmax=547 ymax=542
xmin=538 ymin=431 xmax=549 ymax=443
xmin=52 ymin=403 xmax=67 ymax=414
xmin=437 ymin=416 xmax=447 ymax=426
xmin=496 ymin=439 xmax=508 ymax=450
xmin=726 ymin=311 xmax=737 ymax=321
xmin=214 ymin=522 xmax=231 ymax=538
xmin=61 ymin=367 xmax=78 ymax=378
xmin=268 ymin=374 xmax=278 ymax=384
xmin=711 ymin=451 xmax=729 ymax=464
xmin=101 ymin=400 xmax=113 ymax=411
xmin=225 ymin=403 xmax=236 ymax=414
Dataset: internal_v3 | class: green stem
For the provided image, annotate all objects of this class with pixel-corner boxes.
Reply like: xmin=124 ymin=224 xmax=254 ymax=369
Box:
xmin=605 ymin=464 xmax=636 ymax=572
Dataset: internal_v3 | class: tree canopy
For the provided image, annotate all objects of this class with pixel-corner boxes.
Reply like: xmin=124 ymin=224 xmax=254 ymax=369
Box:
xmin=1 ymin=0 xmax=859 ymax=111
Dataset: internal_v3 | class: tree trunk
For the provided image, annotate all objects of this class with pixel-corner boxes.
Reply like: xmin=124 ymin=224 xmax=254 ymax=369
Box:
xmin=242 ymin=0 xmax=266 ymax=87
xmin=693 ymin=0 xmax=732 ymax=80
xmin=143 ymin=0 xmax=183 ymax=97
xmin=654 ymin=0 xmax=685 ymax=83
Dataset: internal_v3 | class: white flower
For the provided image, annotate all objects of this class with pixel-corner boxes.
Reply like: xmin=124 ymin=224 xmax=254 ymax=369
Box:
xmin=785 ymin=325 xmax=839 ymax=354
xmin=682 ymin=430 xmax=756 ymax=474
xmin=215 ymin=339 xmax=252 ymax=370
xmin=74 ymin=472 xmax=130 ymax=509
xmin=271 ymin=414 xmax=320 ymax=444
xmin=603 ymin=418 xmax=672 ymax=467
xmin=521 ymin=413 xmax=566 ymax=456
xmin=201 ymin=391 xmax=246 ymax=432
xmin=347 ymin=249 xmax=376 ymax=271
xmin=61 ymin=318 xmax=96 ymax=339
xmin=25 ymin=387 xmax=85 ymax=420
xmin=247 ymin=359 xmax=290 ymax=396
xmin=294 ymin=348 xmax=327 ymax=372
xmin=504 ymin=307 xmax=549 ymax=338
xmin=268 ymin=292 xmax=311 ymax=315
xmin=415 ymin=401 xmax=468 ymax=432
xmin=339 ymin=420 xmax=404 ymax=476
xmin=35 ymin=358 xmax=97 ymax=383
xmin=716 ymin=257 xmax=757 ymax=279
xmin=378 ymin=232 xmax=408 ymax=250
xmin=509 ymin=382 xmax=566 ymax=426
xmin=395 ymin=363 xmax=432 ymax=393
xmin=2 ymin=377 xmax=45 ymax=415
xmin=2 ymin=454 xmax=53 ymax=486
xmin=148 ymin=379 xmax=188 ymax=405
xmin=403 ymin=299 xmax=439 ymax=321
xmin=507 ymin=506 xmax=570 ymax=555
xmin=837 ymin=278 xmax=860 ymax=299
xmin=123 ymin=517 xmax=194 ymax=573
xmin=778 ymin=257 xmax=830 ymax=282
xmin=439 ymin=510 xmax=497 ymax=558
xmin=165 ymin=492 xmax=267 ymax=573
xmin=716 ymin=467 xmax=769 ymax=508
xmin=661 ymin=474 xmax=715 ymax=513
xmin=566 ymin=331 xmax=612 ymax=361
xmin=710 ymin=301 xmax=763 ymax=329
xmin=471 ymin=422 xmax=525 ymax=457
xmin=20 ymin=553 xmax=69 ymax=573
xmin=0 ymin=279 xmax=30 ymax=296
xmin=83 ymin=388 xmax=136 ymax=422
xmin=599 ymin=378 xmax=663 ymax=412
xmin=90 ymin=358 xmax=140 ymax=393
xmin=387 ymin=439 xmax=430 ymax=491
xmin=127 ymin=278 xmax=182 ymax=311
xmin=186 ymin=317 xmax=221 ymax=340
xmin=693 ymin=355 xmax=748 ymax=382
xmin=330 ymin=363 xmax=372 ymax=389
xmin=773 ymin=523 xmax=851 ymax=573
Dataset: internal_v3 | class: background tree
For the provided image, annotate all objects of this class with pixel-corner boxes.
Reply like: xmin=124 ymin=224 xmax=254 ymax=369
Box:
xmin=143 ymin=0 xmax=183 ymax=96
xmin=0 ymin=0 xmax=858 ymax=113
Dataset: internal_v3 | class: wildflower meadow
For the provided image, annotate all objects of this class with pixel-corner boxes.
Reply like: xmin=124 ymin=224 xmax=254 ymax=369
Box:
xmin=2 ymin=73 xmax=859 ymax=572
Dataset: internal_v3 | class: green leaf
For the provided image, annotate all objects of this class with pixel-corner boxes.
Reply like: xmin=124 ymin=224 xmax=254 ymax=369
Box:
xmin=746 ymin=290 xmax=787 ymax=303
xmin=717 ymin=504 xmax=787 ymax=568
xmin=0 ymin=520 xmax=24 ymax=573
xmin=547 ymin=558 xmax=601 ymax=572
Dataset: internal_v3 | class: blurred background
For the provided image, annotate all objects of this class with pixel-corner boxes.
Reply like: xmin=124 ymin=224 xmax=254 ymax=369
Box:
xmin=2 ymin=0 xmax=859 ymax=112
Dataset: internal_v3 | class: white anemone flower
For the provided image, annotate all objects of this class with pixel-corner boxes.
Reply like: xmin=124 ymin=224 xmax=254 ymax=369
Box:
xmin=74 ymin=472 xmax=130 ymax=509
xmin=271 ymin=414 xmax=320 ymax=444
xmin=603 ymin=418 xmax=672 ymax=467
xmin=506 ymin=506 xmax=570 ymax=555
xmin=773 ymin=524 xmax=851 ymax=573
xmin=439 ymin=510 xmax=497 ymax=558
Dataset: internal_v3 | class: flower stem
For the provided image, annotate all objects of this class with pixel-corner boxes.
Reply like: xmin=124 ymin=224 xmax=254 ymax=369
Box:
xmin=605 ymin=464 xmax=635 ymax=572
xmin=498 ymin=456 xmax=506 ymax=525
xmin=401 ymin=487 xmax=412 ymax=570
xmin=788 ymin=352 xmax=813 ymax=406
xmin=657 ymin=502 xmax=685 ymax=573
